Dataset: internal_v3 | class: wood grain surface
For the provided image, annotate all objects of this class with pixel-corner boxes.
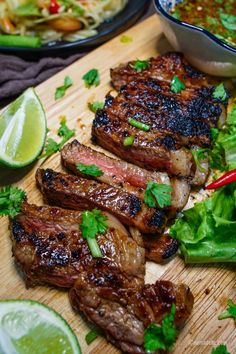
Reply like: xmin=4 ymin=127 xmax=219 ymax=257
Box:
xmin=0 ymin=15 xmax=235 ymax=354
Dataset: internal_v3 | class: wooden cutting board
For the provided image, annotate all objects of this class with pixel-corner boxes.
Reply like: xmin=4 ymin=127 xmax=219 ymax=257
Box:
xmin=0 ymin=15 xmax=235 ymax=354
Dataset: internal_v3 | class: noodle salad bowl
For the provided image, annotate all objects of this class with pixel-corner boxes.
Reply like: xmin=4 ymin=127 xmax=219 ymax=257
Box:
xmin=154 ymin=0 xmax=236 ymax=77
xmin=0 ymin=0 xmax=150 ymax=57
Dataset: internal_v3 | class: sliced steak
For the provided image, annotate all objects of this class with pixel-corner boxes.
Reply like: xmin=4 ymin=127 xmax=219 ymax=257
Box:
xmin=36 ymin=168 xmax=168 ymax=234
xmin=110 ymin=52 xmax=214 ymax=91
xmin=61 ymin=140 xmax=190 ymax=211
xmin=10 ymin=202 xmax=145 ymax=288
xmin=69 ymin=264 xmax=194 ymax=353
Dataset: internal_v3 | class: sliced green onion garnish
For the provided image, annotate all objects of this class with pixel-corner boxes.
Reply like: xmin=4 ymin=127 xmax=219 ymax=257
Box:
xmin=123 ymin=136 xmax=135 ymax=146
xmin=128 ymin=118 xmax=150 ymax=132
xmin=86 ymin=238 xmax=102 ymax=258
xmin=0 ymin=35 xmax=42 ymax=48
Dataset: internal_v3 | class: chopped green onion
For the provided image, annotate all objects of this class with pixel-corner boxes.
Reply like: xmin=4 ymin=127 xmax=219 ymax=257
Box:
xmin=0 ymin=35 xmax=41 ymax=48
xmin=123 ymin=136 xmax=135 ymax=146
xmin=86 ymin=238 xmax=102 ymax=258
xmin=128 ymin=118 xmax=150 ymax=132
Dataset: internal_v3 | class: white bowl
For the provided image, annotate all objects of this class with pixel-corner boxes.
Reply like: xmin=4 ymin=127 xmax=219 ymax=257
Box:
xmin=154 ymin=0 xmax=236 ymax=77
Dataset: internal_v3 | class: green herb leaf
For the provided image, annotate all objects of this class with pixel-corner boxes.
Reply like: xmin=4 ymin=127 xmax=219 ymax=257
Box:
xmin=82 ymin=69 xmax=100 ymax=88
xmin=218 ymin=299 xmax=236 ymax=323
xmin=211 ymin=344 xmax=231 ymax=354
xmin=39 ymin=117 xmax=75 ymax=159
xmin=80 ymin=209 xmax=108 ymax=257
xmin=120 ymin=35 xmax=133 ymax=43
xmin=130 ymin=59 xmax=149 ymax=72
xmin=0 ymin=186 xmax=26 ymax=217
xmin=172 ymin=8 xmax=180 ymax=20
xmin=170 ymin=75 xmax=186 ymax=93
xmin=212 ymin=83 xmax=228 ymax=101
xmin=144 ymin=182 xmax=172 ymax=208
xmin=88 ymin=101 xmax=104 ymax=113
xmin=144 ymin=304 xmax=177 ymax=353
xmin=77 ymin=163 xmax=104 ymax=177
xmin=128 ymin=118 xmax=150 ymax=131
xmin=55 ymin=76 xmax=73 ymax=100
xmin=220 ymin=12 xmax=236 ymax=31
xmin=191 ymin=148 xmax=209 ymax=173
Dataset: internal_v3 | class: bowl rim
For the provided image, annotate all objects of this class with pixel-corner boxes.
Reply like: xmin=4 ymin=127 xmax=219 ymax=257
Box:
xmin=154 ymin=0 xmax=236 ymax=54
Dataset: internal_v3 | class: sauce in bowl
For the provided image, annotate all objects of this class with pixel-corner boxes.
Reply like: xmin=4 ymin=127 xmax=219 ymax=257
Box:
xmin=171 ymin=0 xmax=236 ymax=48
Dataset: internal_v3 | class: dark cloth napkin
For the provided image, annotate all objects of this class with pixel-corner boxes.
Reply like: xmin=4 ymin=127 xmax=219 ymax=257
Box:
xmin=0 ymin=2 xmax=154 ymax=107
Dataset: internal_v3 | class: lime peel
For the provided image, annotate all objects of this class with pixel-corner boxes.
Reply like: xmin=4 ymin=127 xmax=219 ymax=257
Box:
xmin=0 ymin=88 xmax=46 ymax=168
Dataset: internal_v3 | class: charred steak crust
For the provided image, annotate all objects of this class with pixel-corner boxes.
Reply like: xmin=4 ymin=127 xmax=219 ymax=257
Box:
xmin=69 ymin=265 xmax=194 ymax=353
xmin=92 ymin=52 xmax=228 ymax=181
xmin=36 ymin=168 xmax=169 ymax=234
xmin=10 ymin=202 xmax=145 ymax=288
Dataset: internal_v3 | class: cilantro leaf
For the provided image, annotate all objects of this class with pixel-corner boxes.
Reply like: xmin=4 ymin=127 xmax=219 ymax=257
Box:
xmin=144 ymin=182 xmax=172 ymax=208
xmin=170 ymin=75 xmax=186 ymax=93
xmin=120 ymin=35 xmax=133 ymax=43
xmin=218 ymin=299 xmax=236 ymax=324
xmin=144 ymin=304 xmax=177 ymax=353
xmin=55 ymin=75 xmax=73 ymax=100
xmin=39 ymin=117 xmax=75 ymax=159
xmin=82 ymin=69 xmax=100 ymax=88
xmin=212 ymin=83 xmax=228 ymax=101
xmin=0 ymin=186 xmax=26 ymax=217
xmin=131 ymin=59 xmax=149 ymax=72
xmin=77 ymin=163 xmax=104 ymax=177
xmin=211 ymin=344 xmax=231 ymax=354
xmin=88 ymin=101 xmax=104 ymax=113
xmin=220 ymin=12 xmax=236 ymax=31
xmin=80 ymin=209 xmax=108 ymax=257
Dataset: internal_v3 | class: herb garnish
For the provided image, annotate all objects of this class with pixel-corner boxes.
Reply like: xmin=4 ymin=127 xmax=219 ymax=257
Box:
xmin=80 ymin=209 xmax=107 ymax=258
xmin=128 ymin=118 xmax=150 ymax=131
xmin=144 ymin=182 xmax=172 ymax=208
xmin=220 ymin=12 xmax=236 ymax=31
xmin=82 ymin=69 xmax=100 ymax=88
xmin=0 ymin=186 xmax=26 ymax=217
xmin=170 ymin=75 xmax=186 ymax=93
xmin=131 ymin=59 xmax=149 ymax=72
xmin=212 ymin=83 xmax=228 ymax=101
xmin=211 ymin=344 xmax=230 ymax=354
xmin=123 ymin=136 xmax=135 ymax=147
xmin=120 ymin=35 xmax=133 ymax=43
xmin=39 ymin=116 xmax=75 ymax=159
xmin=218 ymin=299 xmax=236 ymax=324
xmin=88 ymin=101 xmax=104 ymax=113
xmin=85 ymin=326 xmax=102 ymax=345
xmin=77 ymin=163 xmax=104 ymax=177
xmin=55 ymin=76 xmax=73 ymax=100
xmin=144 ymin=304 xmax=177 ymax=353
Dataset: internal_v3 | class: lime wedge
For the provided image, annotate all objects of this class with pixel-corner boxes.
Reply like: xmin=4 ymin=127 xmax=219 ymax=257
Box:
xmin=0 ymin=88 xmax=46 ymax=168
xmin=0 ymin=300 xmax=81 ymax=354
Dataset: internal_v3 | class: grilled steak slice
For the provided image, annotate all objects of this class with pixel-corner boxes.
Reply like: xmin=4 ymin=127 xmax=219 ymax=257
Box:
xmin=69 ymin=265 xmax=194 ymax=353
xmin=10 ymin=202 xmax=145 ymax=288
xmin=36 ymin=169 xmax=168 ymax=234
xmin=110 ymin=52 xmax=214 ymax=91
xmin=61 ymin=140 xmax=190 ymax=211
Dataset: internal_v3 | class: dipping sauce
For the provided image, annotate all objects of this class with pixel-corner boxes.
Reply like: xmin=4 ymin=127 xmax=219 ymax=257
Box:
xmin=171 ymin=0 xmax=236 ymax=48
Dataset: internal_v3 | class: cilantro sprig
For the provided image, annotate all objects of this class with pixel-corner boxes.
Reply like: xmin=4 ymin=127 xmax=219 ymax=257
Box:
xmin=170 ymin=75 xmax=186 ymax=93
xmin=77 ymin=163 xmax=104 ymax=177
xmin=212 ymin=83 xmax=228 ymax=101
xmin=82 ymin=69 xmax=100 ymax=88
xmin=80 ymin=209 xmax=108 ymax=258
xmin=55 ymin=76 xmax=73 ymax=100
xmin=131 ymin=59 xmax=149 ymax=72
xmin=144 ymin=182 xmax=172 ymax=208
xmin=88 ymin=101 xmax=104 ymax=113
xmin=144 ymin=304 xmax=177 ymax=353
xmin=218 ymin=299 xmax=236 ymax=324
xmin=39 ymin=116 xmax=75 ymax=159
xmin=211 ymin=344 xmax=231 ymax=354
xmin=0 ymin=186 xmax=26 ymax=217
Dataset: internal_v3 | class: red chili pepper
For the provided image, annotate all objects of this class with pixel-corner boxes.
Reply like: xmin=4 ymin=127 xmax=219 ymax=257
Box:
xmin=49 ymin=0 xmax=60 ymax=14
xmin=206 ymin=168 xmax=236 ymax=189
